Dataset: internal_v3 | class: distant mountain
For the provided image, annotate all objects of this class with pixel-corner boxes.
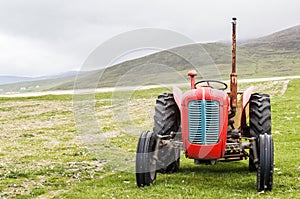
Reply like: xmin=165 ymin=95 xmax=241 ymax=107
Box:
xmin=242 ymin=25 xmax=300 ymax=50
xmin=0 ymin=71 xmax=80 ymax=86
xmin=0 ymin=71 xmax=85 ymax=92
xmin=0 ymin=25 xmax=299 ymax=93
xmin=0 ymin=76 xmax=34 ymax=85
xmin=56 ymin=24 xmax=300 ymax=90
xmin=42 ymin=71 xmax=80 ymax=80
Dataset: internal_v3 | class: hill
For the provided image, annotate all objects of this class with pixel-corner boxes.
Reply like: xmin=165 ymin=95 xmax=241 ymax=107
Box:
xmin=0 ymin=71 xmax=86 ymax=92
xmin=55 ymin=23 xmax=300 ymax=90
xmin=242 ymin=25 xmax=300 ymax=50
xmin=0 ymin=25 xmax=299 ymax=93
xmin=0 ymin=76 xmax=33 ymax=85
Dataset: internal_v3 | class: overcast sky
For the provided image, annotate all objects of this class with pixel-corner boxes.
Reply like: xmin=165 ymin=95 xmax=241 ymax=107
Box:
xmin=0 ymin=0 xmax=299 ymax=77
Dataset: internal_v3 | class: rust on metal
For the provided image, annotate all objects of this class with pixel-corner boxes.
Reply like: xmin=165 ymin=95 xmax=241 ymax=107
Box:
xmin=230 ymin=17 xmax=238 ymax=109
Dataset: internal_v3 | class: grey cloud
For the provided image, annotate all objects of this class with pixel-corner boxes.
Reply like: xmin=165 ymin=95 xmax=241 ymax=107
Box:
xmin=0 ymin=0 xmax=299 ymax=76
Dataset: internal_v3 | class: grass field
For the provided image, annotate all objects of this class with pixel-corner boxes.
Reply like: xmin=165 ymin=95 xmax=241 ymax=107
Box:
xmin=0 ymin=79 xmax=299 ymax=198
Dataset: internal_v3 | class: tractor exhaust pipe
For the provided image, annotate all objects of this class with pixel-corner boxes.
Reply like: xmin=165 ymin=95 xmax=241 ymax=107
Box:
xmin=229 ymin=17 xmax=238 ymax=118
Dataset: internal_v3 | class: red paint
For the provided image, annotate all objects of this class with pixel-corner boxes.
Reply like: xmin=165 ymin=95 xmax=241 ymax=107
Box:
xmin=188 ymin=70 xmax=198 ymax=89
xmin=242 ymin=86 xmax=254 ymax=109
xmin=181 ymin=87 xmax=229 ymax=159
xmin=173 ymin=86 xmax=183 ymax=111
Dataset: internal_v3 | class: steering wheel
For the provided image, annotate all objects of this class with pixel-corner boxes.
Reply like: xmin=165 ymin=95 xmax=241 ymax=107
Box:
xmin=195 ymin=80 xmax=228 ymax=91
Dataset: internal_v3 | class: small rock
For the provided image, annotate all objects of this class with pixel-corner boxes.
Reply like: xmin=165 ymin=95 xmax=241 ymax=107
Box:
xmin=257 ymin=190 xmax=264 ymax=195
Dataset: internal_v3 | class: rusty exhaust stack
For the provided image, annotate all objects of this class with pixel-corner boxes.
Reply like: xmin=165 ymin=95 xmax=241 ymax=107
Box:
xmin=230 ymin=17 xmax=238 ymax=114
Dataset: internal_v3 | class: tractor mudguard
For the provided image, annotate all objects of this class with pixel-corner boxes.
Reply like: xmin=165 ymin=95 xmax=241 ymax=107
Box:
xmin=173 ymin=86 xmax=183 ymax=111
xmin=242 ymin=86 xmax=254 ymax=110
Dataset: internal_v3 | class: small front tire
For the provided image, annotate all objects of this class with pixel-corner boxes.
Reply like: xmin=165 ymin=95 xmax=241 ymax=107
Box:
xmin=136 ymin=131 xmax=157 ymax=187
xmin=256 ymin=133 xmax=274 ymax=191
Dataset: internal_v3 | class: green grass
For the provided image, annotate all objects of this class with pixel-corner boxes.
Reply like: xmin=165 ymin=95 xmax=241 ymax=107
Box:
xmin=0 ymin=79 xmax=299 ymax=198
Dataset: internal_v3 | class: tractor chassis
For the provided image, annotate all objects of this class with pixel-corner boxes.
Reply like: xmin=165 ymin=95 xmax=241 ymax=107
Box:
xmin=156 ymin=132 xmax=259 ymax=167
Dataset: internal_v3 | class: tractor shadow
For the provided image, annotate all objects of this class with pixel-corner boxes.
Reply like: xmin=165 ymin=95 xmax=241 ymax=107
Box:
xmin=157 ymin=160 xmax=256 ymax=192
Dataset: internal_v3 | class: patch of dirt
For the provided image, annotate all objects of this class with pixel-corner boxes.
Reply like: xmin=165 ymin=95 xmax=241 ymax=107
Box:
xmin=281 ymin=80 xmax=290 ymax=95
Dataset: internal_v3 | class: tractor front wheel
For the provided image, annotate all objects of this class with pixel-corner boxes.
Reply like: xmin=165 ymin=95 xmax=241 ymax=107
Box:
xmin=136 ymin=131 xmax=157 ymax=187
xmin=257 ymin=133 xmax=274 ymax=191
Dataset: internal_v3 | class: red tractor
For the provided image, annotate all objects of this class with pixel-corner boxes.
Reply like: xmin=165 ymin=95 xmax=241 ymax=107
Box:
xmin=135 ymin=18 xmax=274 ymax=192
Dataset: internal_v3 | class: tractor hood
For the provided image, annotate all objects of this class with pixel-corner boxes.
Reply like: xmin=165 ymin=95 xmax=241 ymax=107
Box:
xmin=179 ymin=86 xmax=229 ymax=160
xmin=181 ymin=87 xmax=228 ymax=107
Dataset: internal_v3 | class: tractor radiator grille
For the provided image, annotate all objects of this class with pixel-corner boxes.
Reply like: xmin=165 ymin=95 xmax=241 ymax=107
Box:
xmin=188 ymin=100 xmax=220 ymax=144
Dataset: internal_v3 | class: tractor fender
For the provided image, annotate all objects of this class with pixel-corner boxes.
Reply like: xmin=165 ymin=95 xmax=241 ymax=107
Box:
xmin=242 ymin=86 xmax=254 ymax=110
xmin=173 ymin=86 xmax=183 ymax=111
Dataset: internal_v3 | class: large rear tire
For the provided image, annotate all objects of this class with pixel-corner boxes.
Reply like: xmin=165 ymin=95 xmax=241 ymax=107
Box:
xmin=136 ymin=131 xmax=157 ymax=187
xmin=153 ymin=93 xmax=180 ymax=135
xmin=249 ymin=93 xmax=271 ymax=137
xmin=153 ymin=93 xmax=181 ymax=173
xmin=257 ymin=133 xmax=274 ymax=191
xmin=156 ymin=145 xmax=180 ymax=174
xmin=249 ymin=93 xmax=271 ymax=172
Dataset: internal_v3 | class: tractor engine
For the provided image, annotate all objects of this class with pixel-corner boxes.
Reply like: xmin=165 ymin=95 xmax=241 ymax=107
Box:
xmin=181 ymin=87 xmax=229 ymax=160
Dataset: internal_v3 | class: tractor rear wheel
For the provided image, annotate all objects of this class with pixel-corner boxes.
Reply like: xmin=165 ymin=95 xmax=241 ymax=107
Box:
xmin=153 ymin=93 xmax=181 ymax=173
xmin=249 ymin=93 xmax=271 ymax=137
xmin=156 ymin=145 xmax=180 ymax=174
xmin=136 ymin=131 xmax=157 ymax=187
xmin=249 ymin=93 xmax=271 ymax=172
xmin=257 ymin=133 xmax=274 ymax=191
xmin=153 ymin=93 xmax=180 ymax=135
